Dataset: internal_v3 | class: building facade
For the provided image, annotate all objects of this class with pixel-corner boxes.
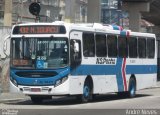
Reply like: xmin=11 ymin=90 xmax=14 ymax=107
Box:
xmin=65 ymin=0 xmax=88 ymax=23
xmin=1 ymin=0 xmax=62 ymax=26
xmin=12 ymin=0 xmax=61 ymax=24
xmin=0 ymin=0 xmax=102 ymax=26
xmin=0 ymin=0 xmax=4 ymax=26
xmin=87 ymin=0 xmax=101 ymax=23
xmin=101 ymin=0 xmax=121 ymax=25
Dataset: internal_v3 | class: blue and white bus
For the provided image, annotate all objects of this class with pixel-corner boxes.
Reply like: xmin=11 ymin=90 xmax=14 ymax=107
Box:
xmin=7 ymin=21 xmax=157 ymax=103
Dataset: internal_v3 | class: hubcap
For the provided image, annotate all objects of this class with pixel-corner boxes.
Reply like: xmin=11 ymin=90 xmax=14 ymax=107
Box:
xmin=83 ymin=86 xmax=90 ymax=98
xmin=130 ymin=82 xmax=135 ymax=95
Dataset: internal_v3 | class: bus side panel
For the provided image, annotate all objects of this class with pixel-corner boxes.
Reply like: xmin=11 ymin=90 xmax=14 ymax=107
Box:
xmin=69 ymin=75 xmax=85 ymax=95
xmin=10 ymin=81 xmax=20 ymax=93
xmin=126 ymin=58 xmax=157 ymax=90
xmin=93 ymin=75 xmax=118 ymax=94
xmin=69 ymin=75 xmax=119 ymax=95
xmin=136 ymin=74 xmax=157 ymax=90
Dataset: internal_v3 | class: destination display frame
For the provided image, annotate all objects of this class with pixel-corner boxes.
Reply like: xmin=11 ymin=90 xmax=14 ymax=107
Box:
xmin=12 ymin=25 xmax=66 ymax=35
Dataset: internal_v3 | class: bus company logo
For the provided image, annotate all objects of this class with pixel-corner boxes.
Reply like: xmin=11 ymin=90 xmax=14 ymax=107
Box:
xmin=33 ymin=80 xmax=38 ymax=85
xmin=96 ymin=58 xmax=116 ymax=65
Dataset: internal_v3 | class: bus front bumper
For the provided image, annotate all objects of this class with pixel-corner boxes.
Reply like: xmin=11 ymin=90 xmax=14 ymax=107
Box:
xmin=9 ymin=80 xmax=70 ymax=96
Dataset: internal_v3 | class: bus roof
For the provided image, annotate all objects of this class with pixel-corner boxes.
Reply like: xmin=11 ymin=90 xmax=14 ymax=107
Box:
xmin=11 ymin=21 xmax=156 ymax=39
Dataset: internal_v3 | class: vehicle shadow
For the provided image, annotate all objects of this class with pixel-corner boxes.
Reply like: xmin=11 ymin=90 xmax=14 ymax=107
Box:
xmin=5 ymin=93 xmax=152 ymax=106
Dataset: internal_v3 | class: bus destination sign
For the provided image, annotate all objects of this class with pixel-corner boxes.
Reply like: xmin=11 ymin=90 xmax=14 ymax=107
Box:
xmin=13 ymin=25 xmax=66 ymax=34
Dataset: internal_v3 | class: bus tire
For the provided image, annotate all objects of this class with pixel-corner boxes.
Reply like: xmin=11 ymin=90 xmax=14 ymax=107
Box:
xmin=127 ymin=77 xmax=136 ymax=98
xmin=30 ymin=96 xmax=43 ymax=104
xmin=79 ymin=79 xmax=93 ymax=103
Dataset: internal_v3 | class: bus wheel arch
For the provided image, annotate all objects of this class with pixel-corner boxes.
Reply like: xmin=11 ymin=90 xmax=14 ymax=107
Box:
xmin=84 ymin=75 xmax=93 ymax=92
xmin=128 ymin=75 xmax=137 ymax=98
xmin=80 ymin=75 xmax=94 ymax=103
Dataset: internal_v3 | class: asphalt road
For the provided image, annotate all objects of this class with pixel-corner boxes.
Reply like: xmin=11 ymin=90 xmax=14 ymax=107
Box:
xmin=0 ymin=87 xmax=160 ymax=115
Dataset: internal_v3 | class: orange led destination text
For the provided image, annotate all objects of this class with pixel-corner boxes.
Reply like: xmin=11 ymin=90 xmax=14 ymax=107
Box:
xmin=19 ymin=26 xmax=59 ymax=34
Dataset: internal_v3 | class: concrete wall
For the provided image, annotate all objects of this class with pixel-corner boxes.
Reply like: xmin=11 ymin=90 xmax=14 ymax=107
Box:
xmin=0 ymin=58 xmax=9 ymax=93
xmin=4 ymin=0 xmax=12 ymax=27
xmin=0 ymin=27 xmax=10 ymax=93
xmin=65 ymin=0 xmax=87 ymax=23
xmin=122 ymin=2 xmax=150 ymax=32
xmin=0 ymin=27 xmax=11 ymax=59
xmin=65 ymin=0 xmax=75 ymax=22
xmin=87 ymin=0 xmax=101 ymax=23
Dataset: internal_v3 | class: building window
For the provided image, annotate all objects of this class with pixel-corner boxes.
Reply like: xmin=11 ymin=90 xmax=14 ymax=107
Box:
xmin=0 ymin=10 xmax=4 ymax=19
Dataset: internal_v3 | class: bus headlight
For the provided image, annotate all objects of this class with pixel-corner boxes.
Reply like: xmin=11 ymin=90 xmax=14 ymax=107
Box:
xmin=61 ymin=76 xmax=68 ymax=83
xmin=55 ymin=80 xmax=61 ymax=87
xmin=54 ymin=76 xmax=68 ymax=87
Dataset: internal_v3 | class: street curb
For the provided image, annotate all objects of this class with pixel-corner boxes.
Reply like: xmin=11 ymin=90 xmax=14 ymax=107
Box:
xmin=0 ymin=98 xmax=27 ymax=103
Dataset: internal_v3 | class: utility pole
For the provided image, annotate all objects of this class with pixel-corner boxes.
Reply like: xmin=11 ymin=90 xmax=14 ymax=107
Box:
xmin=20 ymin=0 xmax=23 ymax=22
xmin=4 ymin=0 xmax=12 ymax=26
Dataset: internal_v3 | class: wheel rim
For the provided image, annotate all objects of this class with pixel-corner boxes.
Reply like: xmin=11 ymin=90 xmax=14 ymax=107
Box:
xmin=83 ymin=85 xmax=90 ymax=98
xmin=130 ymin=82 xmax=135 ymax=96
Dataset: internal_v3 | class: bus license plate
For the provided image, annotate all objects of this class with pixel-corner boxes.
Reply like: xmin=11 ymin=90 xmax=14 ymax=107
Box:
xmin=31 ymin=88 xmax=41 ymax=92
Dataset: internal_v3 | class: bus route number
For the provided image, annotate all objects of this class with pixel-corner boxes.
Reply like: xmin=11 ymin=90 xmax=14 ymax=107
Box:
xmin=37 ymin=56 xmax=46 ymax=60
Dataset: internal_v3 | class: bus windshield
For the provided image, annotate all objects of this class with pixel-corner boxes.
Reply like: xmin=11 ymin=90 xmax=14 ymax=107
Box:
xmin=11 ymin=37 xmax=69 ymax=69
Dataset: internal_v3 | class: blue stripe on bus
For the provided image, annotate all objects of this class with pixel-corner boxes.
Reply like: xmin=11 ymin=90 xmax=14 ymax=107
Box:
xmin=116 ymin=58 xmax=124 ymax=92
xmin=70 ymin=65 xmax=157 ymax=75
xmin=126 ymin=65 xmax=157 ymax=74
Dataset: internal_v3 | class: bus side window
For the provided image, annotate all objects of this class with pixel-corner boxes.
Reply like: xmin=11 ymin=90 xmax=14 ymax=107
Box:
xmin=128 ymin=37 xmax=137 ymax=58
xmin=147 ymin=38 xmax=155 ymax=58
xmin=107 ymin=35 xmax=117 ymax=57
xmin=118 ymin=36 xmax=128 ymax=58
xmin=83 ymin=33 xmax=95 ymax=57
xmin=96 ymin=34 xmax=107 ymax=57
xmin=138 ymin=38 xmax=146 ymax=58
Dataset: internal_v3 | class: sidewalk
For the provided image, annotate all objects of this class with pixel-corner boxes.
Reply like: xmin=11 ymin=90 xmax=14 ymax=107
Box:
xmin=0 ymin=82 xmax=160 ymax=103
xmin=0 ymin=93 xmax=29 ymax=103
xmin=155 ymin=81 xmax=160 ymax=88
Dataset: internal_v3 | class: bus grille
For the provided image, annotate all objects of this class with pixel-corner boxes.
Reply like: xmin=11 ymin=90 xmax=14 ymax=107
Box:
xmin=15 ymin=71 xmax=58 ymax=78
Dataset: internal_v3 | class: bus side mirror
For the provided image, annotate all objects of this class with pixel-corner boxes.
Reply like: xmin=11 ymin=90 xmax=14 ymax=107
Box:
xmin=3 ymin=36 xmax=10 ymax=58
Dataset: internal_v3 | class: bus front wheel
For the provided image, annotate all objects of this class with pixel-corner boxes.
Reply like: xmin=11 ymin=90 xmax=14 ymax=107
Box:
xmin=30 ymin=96 xmax=43 ymax=104
xmin=77 ymin=79 xmax=93 ymax=103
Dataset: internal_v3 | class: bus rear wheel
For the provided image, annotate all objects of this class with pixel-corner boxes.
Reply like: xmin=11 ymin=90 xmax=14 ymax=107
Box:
xmin=127 ymin=77 xmax=136 ymax=98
